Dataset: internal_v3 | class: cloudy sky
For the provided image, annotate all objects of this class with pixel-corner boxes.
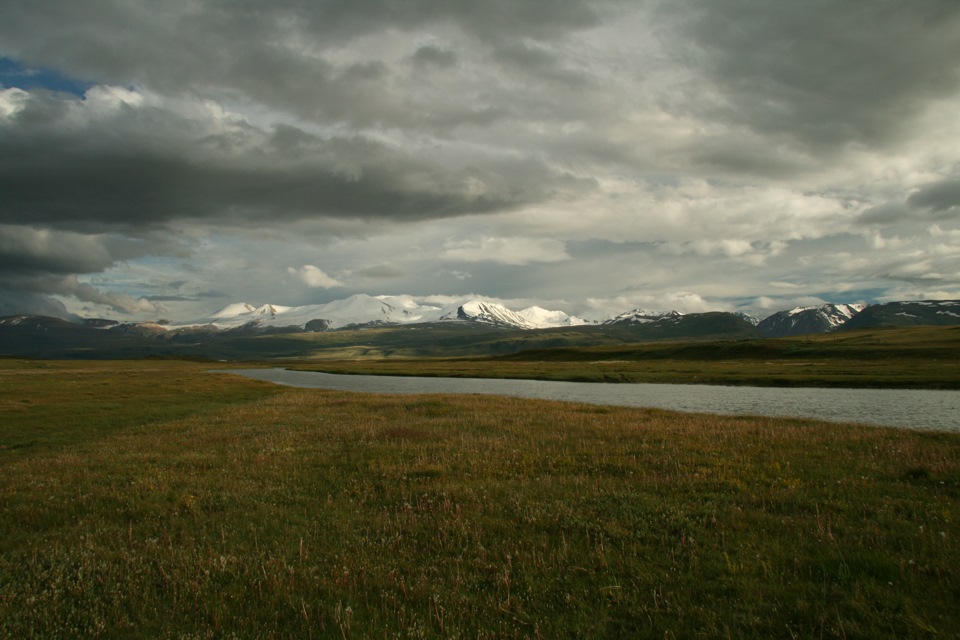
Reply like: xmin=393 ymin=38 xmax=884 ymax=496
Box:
xmin=2 ymin=0 xmax=959 ymax=321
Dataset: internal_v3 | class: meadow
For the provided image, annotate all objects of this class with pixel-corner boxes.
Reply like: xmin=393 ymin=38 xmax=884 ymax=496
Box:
xmin=1 ymin=359 xmax=959 ymax=638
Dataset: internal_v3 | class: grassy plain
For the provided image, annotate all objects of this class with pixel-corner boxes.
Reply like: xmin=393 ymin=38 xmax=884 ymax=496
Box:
xmin=299 ymin=326 xmax=960 ymax=388
xmin=1 ymin=359 xmax=959 ymax=638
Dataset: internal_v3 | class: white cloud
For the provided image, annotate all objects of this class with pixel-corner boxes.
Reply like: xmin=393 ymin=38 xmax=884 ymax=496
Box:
xmin=441 ymin=237 xmax=570 ymax=265
xmin=288 ymin=265 xmax=344 ymax=289
xmin=585 ymin=291 xmax=720 ymax=318
xmin=0 ymin=87 xmax=30 ymax=118
xmin=83 ymin=85 xmax=145 ymax=110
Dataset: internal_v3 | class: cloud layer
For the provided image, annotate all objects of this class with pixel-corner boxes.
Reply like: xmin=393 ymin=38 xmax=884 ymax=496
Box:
xmin=2 ymin=0 xmax=959 ymax=320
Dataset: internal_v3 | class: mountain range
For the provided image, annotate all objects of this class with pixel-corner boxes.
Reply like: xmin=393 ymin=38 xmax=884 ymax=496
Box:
xmin=2 ymin=297 xmax=959 ymax=359
xmin=181 ymin=296 xmax=960 ymax=337
xmin=179 ymin=295 xmax=591 ymax=331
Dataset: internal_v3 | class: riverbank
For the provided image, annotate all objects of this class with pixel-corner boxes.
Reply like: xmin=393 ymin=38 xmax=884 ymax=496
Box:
xmin=223 ymin=368 xmax=960 ymax=431
xmin=297 ymin=355 xmax=960 ymax=388
xmin=2 ymin=359 xmax=959 ymax=637
xmin=292 ymin=326 xmax=960 ymax=389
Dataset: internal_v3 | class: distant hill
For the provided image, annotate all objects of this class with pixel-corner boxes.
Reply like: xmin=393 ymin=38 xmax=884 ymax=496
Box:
xmin=840 ymin=300 xmax=960 ymax=330
xmin=607 ymin=311 xmax=759 ymax=340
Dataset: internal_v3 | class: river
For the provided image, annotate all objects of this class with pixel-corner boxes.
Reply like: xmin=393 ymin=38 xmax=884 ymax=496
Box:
xmin=218 ymin=368 xmax=960 ymax=432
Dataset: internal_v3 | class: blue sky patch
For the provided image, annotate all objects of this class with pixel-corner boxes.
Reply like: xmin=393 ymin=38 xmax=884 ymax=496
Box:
xmin=0 ymin=57 xmax=92 ymax=96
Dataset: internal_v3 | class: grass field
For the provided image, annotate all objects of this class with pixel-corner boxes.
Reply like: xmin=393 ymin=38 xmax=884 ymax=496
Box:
xmin=2 ymin=359 xmax=959 ymax=638
xmin=298 ymin=326 xmax=960 ymax=388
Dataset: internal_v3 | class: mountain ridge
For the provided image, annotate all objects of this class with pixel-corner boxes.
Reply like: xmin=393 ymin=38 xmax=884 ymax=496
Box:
xmin=4 ymin=298 xmax=960 ymax=349
xmin=11 ymin=297 xmax=960 ymax=334
xmin=183 ymin=295 xmax=592 ymax=332
xmin=840 ymin=300 xmax=960 ymax=330
xmin=757 ymin=303 xmax=867 ymax=338
xmin=603 ymin=309 xmax=684 ymax=325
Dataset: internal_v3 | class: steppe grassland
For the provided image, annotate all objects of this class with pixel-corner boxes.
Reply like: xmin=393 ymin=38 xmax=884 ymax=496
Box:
xmin=1 ymin=359 xmax=958 ymax=638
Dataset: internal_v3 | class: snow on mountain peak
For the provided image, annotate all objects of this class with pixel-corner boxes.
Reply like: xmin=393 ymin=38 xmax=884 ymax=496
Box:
xmin=603 ymin=308 xmax=683 ymax=325
xmin=210 ymin=302 xmax=257 ymax=318
xmin=185 ymin=296 xmax=699 ymax=332
xmin=254 ymin=304 xmax=291 ymax=317
xmin=757 ymin=302 xmax=868 ymax=337
xmin=439 ymin=299 xmax=536 ymax=329
xmin=208 ymin=302 xmax=290 ymax=321
xmin=518 ymin=306 xmax=591 ymax=327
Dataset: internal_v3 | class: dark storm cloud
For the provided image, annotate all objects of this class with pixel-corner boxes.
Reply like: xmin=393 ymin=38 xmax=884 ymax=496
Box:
xmin=0 ymin=138 xmax=567 ymax=228
xmin=0 ymin=270 xmax=157 ymax=316
xmin=1 ymin=0 xmax=605 ymax=51
xmin=0 ymin=90 xmax=580 ymax=232
xmin=6 ymin=1 xmax=956 ymax=153
xmin=907 ymin=179 xmax=960 ymax=213
xmin=662 ymin=0 xmax=960 ymax=152
xmin=145 ymin=294 xmax=204 ymax=302
xmin=855 ymin=178 xmax=960 ymax=227
xmin=0 ymin=77 xmax=592 ymax=315
xmin=856 ymin=203 xmax=911 ymax=226
xmin=683 ymin=136 xmax=812 ymax=178
xmin=354 ymin=264 xmax=406 ymax=278
xmin=492 ymin=43 xmax=591 ymax=88
xmin=0 ymin=223 xmax=168 ymax=316
xmin=0 ymin=289 xmax=72 ymax=318
xmin=1 ymin=0 xmax=607 ymax=114
xmin=410 ymin=46 xmax=458 ymax=69
xmin=0 ymin=225 xmax=113 ymax=275
xmin=0 ymin=0 xmax=615 ymax=139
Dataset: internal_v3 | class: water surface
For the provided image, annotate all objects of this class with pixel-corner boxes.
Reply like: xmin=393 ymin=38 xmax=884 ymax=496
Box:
xmin=219 ymin=368 xmax=960 ymax=432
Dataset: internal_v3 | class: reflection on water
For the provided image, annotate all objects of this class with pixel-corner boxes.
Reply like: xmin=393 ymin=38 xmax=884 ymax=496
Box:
xmin=218 ymin=369 xmax=960 ymax=432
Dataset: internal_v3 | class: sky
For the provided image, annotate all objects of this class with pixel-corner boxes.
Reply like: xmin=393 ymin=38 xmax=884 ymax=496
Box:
xmin=1 ymin=0 xmax=959 ymax=322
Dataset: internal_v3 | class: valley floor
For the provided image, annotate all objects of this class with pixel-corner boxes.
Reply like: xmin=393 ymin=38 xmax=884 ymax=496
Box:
xmin=1 ymin=359 xmax=959 ymax=637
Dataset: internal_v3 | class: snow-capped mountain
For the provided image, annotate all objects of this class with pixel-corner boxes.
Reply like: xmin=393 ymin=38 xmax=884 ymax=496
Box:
xmin=517 ymin=306 xmax=592 ymax=328
xmin=757 ymin=303 xmax=867 ymax=338
xmin=733 ymin=311 xmax=760 ymax=326
xmin=436 ymin=300 xmax=592 ymax=329
xmin=181 ymin=295 xmax=671 ymax=332
xmin=602 ymin=309 xmax=683 ymax=325
xmin=181 ymin=294 xmax=611 ymax=332
xmin=438 ymin=300 xmax=537 ymax=329
xmin=210 ymin=303 xmax=292 ymax=320
xmin=185 ymin=294 xmax=443 ymax=331
xmin=175 ymin=296 xmax=960 ymax=336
